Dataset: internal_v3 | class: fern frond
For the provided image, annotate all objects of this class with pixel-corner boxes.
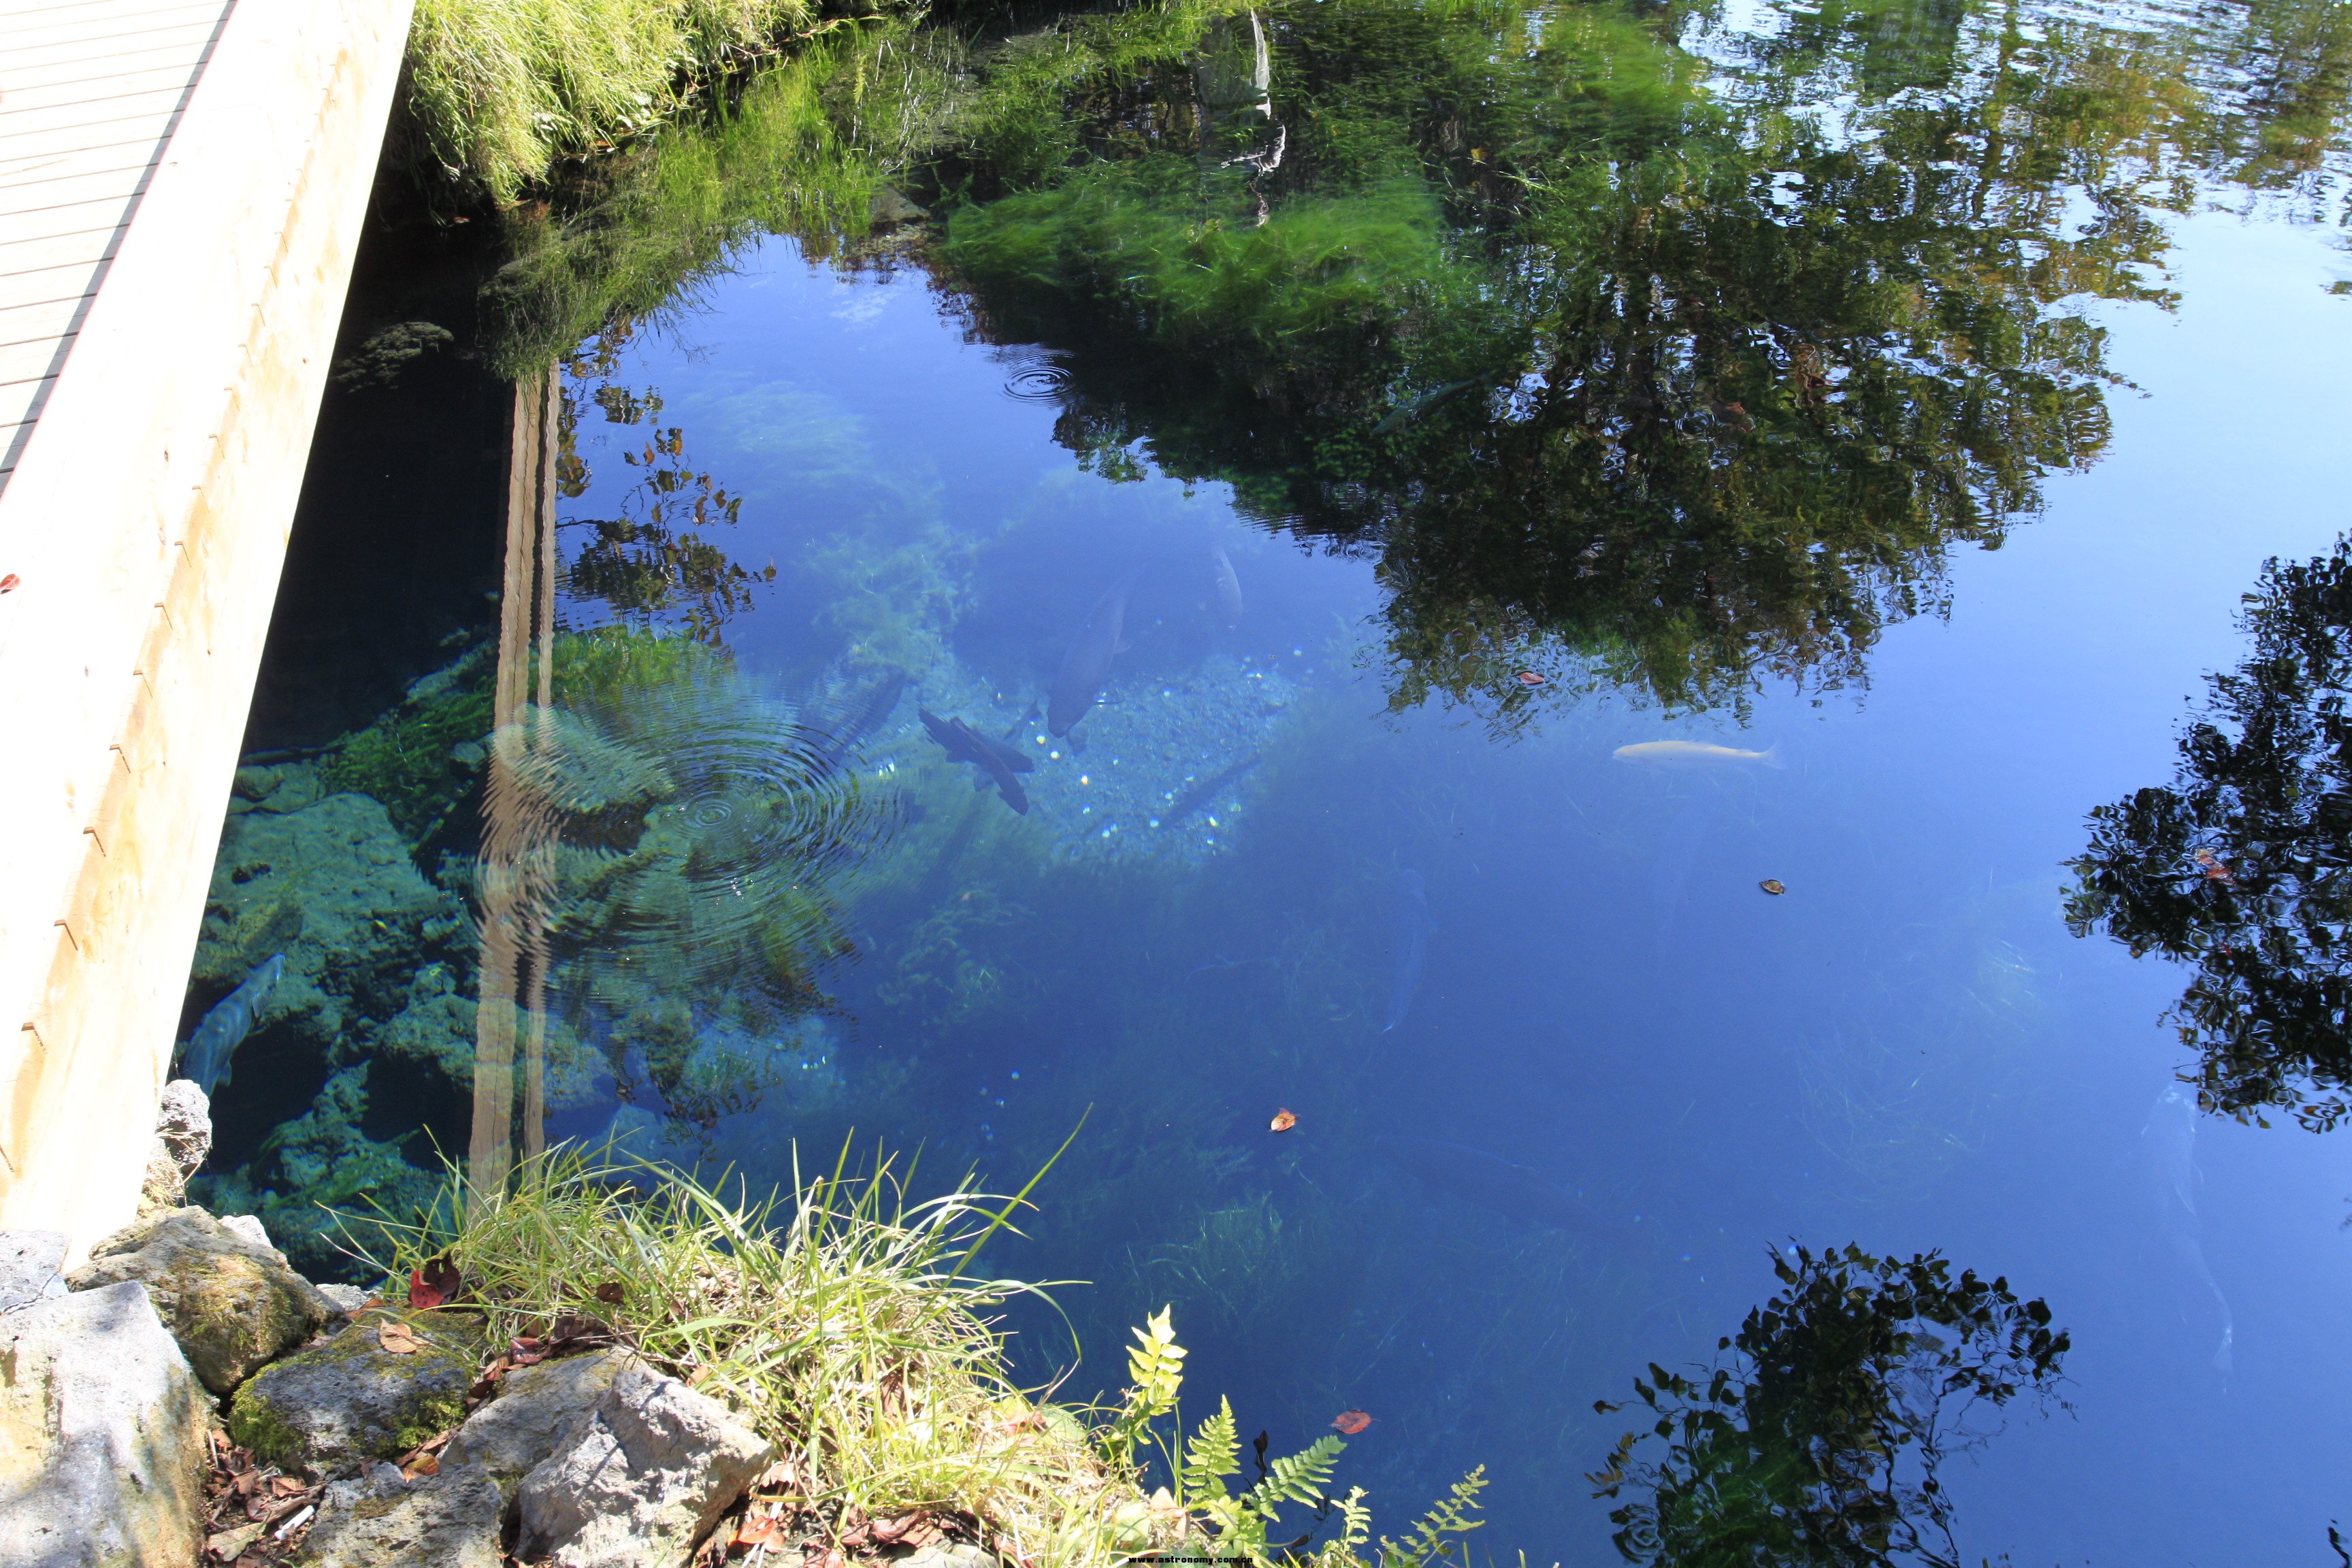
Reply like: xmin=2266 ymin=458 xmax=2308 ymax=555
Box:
xmin=1183 ymin=1396 xmax=1242 ymax=1502
xmin=1244 ymin=1433 xmax=1344 ymax=1523
xmin=1126 ymin=1305 xmax=1188 ymax=1419
xmin=1379 ymin=1467 xmax=1486 ymax=1568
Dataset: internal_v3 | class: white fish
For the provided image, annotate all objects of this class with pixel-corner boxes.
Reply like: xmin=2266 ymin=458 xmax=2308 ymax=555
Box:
xmin=1613 ymin=740 xmax=1783 ymax=768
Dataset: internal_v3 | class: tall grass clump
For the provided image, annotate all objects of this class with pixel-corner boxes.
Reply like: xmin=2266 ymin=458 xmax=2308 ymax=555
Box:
xmin=404 ymin=0 xmax=888 ymax=202
xmin=362 ymin=1145 xmax=1490 ymax=1567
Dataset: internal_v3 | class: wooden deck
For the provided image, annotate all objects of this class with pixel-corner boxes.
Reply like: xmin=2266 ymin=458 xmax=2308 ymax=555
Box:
xmin=0 ymin=0 xmax=236 ymax=485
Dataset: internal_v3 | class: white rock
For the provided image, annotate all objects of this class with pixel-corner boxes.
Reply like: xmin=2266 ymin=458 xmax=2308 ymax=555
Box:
xmin=0 ymin=1229 xmax=69 ymax=1313
xmin=139 ymin=1081 xmax=212 ymax=1216
xmin=444 ymin=1348 xmax=630 ymax=1492
xmin=0 ymin=1281 xmax=206 ymax=1567
xmin=219 ymin=1213 xmax=272 ymax=1252
xmin=512 ymin=1360 xmax=773 ymax=1567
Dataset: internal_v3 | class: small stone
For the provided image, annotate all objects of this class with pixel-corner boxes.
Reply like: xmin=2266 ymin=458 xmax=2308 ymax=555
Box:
xmin=297 ymin=1460 xmax=504 ymax=1568
xmin=0 ymin=1281 xmax=207 ymax=1568
xmin=220 ymin=1213 xmax=272 ymax=1252
xmin=316 ymin=1284 xmax=372 ymax=1317
xmin=442 ymin=1349 xmax=630 ymax=1494
xmin=67 ymin=1207 xmax=336 ymax=1394
xmin=869 ymin=185 xmax=928 ymax=226
xmin=229 ymin=1309 xmax=483 ymax=1476
xmin=513 ymin=1360 xmax=774 ymax=1567
xmin=140 ymin=1081 xmax=213 ymax=1216
xmin=0 ymin=1228 xmax=69 ymax=1313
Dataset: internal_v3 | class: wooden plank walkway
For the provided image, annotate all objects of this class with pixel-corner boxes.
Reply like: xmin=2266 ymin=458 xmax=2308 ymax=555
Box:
xmin=0 ymin=0 xmax=235 ymax=485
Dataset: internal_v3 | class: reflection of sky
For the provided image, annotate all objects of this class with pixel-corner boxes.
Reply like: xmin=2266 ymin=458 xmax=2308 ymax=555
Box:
xmin=551 ymin=201 xmax=2352 ymax=1564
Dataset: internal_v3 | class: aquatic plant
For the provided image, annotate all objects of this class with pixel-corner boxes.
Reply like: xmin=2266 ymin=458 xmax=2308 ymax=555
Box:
xmin=1589 ymin=1243 xmax=2069 ymax=1568
xmin=318 ymin=646 xmax=495 ymax=849
xmin=365 ymin=1147 xmax=1489 ymax=1566
xmin=2069 ymin=533 xmax=2352 ymax=1131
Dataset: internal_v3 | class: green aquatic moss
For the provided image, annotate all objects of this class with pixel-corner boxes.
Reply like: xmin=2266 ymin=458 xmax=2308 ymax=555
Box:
xmin=318 ymin=649 xmax=495 ymax=847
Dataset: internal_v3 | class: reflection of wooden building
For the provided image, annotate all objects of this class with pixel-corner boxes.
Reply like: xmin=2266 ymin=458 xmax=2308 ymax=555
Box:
xmin=470 ymin=368 xmax=563 ymax=1204
xmin=0 ymin=0 xmax=412 ymax=1262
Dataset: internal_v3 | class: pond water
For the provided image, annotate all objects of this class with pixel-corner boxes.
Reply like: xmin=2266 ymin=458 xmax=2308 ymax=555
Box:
xmin=189 ymin=0 xmax=2352 ymax=1558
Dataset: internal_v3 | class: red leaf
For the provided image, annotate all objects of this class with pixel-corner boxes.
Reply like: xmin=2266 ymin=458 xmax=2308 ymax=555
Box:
xmin=1330 ymin=1409 xmax=1375 ymax=1435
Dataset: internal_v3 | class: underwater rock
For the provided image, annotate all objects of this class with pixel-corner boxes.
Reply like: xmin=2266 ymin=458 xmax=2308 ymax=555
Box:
xmin=375 ymin=988 xmax=480 ymax=1099
xmin=300 ymin=1460 xmax=504 ymax=1568
xmin=67 ymin=1207 xmax=337 ymax=1396
xmin=0 ymin=1229 xmax=68 ymax=1312
xmin=227 ymin=1309 xmax=485 ymax=1475
xmin=512 ymin=1358 xmax=772 ymax=1567
xmin=0 ymin=1281 xmax=207 ymax=1568
xmin=228 ymin=762 xmax=326 ymax=817
xmin=138 ymin=1080 xmax=212 ymax=1216
xmin=442 ymin=1350 xmax=632 ymax=1497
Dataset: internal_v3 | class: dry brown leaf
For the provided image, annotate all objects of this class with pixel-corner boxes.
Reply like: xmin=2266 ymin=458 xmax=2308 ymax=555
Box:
xmin=378 ymin=1322 xmax=423 ymax=1355
xmin=403 ymin=1452 xmax=441 ymax=1480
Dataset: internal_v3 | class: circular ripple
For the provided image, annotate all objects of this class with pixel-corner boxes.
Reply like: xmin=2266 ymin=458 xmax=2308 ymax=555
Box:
xmin=1004 ymin=364 xmax=1073 ymax=402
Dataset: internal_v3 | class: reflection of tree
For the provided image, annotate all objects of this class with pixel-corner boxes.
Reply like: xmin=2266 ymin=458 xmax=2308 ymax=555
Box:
xmin=931 ymin=0 xmax=2351 ymax=720
xmin=555 ymin=350 xmax=774 ymax=644
xmin=1588 ymin=1244 xmax=2069 ymax=1567
xmin=2068 ymin=538 xmax=2352 ymax=1131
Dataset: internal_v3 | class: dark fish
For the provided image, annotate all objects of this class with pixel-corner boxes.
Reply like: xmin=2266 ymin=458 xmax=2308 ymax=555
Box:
xmin=1161 ymin=753 xmax=1260 ymax=826
xmin=1209 ymin=542 xmax=1243 ymax=629
xmin=1376 ymin=1134 xmax=1644 ymax=1249
xmin=920 ymin=709 xmax=1029 ymax=815
xmin=1372 ymin=380 xmax=1473 ymax=436
xmin=815 ymin=672 xmax=908 ymax=763
xmin=1049 ymin=570 xmax=1140 ymax=736
xmin=1002 ymin=698 xmax=1042 ymax=742
xmin=1384 ymin=869 xmax=1428 ymax=1032
xmin=177 ymin=953 xmax=286 ymax=1097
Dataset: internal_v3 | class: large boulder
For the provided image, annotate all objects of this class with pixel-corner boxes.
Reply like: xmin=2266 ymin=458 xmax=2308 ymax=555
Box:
xmin=67 ymin=1207 xmax=336 ymax=1394
xmin=228 ymin=1310 xmax=483 ymax=1477
xmin=512 ymin=1359 xmax=773 ymax=1567
xmin=0 ymin=1281 xmax=207 ymax=1567
xmin=297 ymin=1462 xmax=506 ymax=1568
xmin=442 ymin=1349 xmax=630 ymax=1495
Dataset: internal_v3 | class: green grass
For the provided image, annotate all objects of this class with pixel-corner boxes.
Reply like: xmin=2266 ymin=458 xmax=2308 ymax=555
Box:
xmin=357 ymin=1144 xmax=1488 ymax=1567
xmin=403 ymin=0 xmax=889 ymax=202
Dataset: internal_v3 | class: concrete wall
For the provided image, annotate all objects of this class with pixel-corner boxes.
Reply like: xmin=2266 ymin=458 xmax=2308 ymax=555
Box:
xmin=0 ymin=0 xmax=416 ymax=1262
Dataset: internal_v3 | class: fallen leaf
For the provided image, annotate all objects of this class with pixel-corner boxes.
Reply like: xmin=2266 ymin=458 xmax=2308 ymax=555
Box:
xmin=1330 ymin=1409 xmax=1375 ymax=1435
xmin=231 ymin=1469 xmax=261 ymax=1498
xmin=594 ymin=1281 xmax=627 ymax=1305
xmin=1515 ymin=670 xmax=1547 ymax=687
xmin=1759 ymin=879 xmax=1786 ymax=896
xmin=402 ymin=1452 xmax=440 ymax=1480
xmin=0 ymin=574 xmax=18 ymax=594
xmin=736 ymin=1516 xmax=784 ymax=1548
xmin=1269 ymin=1108 xmax=1298 ymax=1133
xmin=409 ymin=1255 xmax=461 ymax=1309
xmin=206 ymin=1522 xmax=263 ymax=1562
xmin=267 ymin=1475 xmax=307 ymax=1498
xmin=377 ymin=1322 xmax=423 ymax=1355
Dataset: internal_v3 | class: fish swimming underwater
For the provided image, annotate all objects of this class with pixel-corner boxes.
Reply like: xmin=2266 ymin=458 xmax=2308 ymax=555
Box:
xmin=2144 ymin=1084 xmax=2234 ymax=1373
xmin=1049 ymin=570 xmax=1140 ymax=736
xmin=1162 ymin=753 xmax=1260 ymax=826
xmin=920 ymin=709 xmax=1031 ymax=814
xmin=177 ymin=953 xmax=286 ymax=1097
xmin=814 ymin=671 xmax=909 ymax=764
xmin=1377 ymin=1134 xmax=1645 ymax=1250
xmin=1614 ymin=740 xmax=1784 ymax=768
xmin=1384 ymin=869 xmax=1430 ymax=1032
xmin=1209 ymin=541 xmax=1244 ymax=629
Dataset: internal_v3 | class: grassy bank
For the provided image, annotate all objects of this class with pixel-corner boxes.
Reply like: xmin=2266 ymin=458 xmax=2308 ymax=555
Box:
xmin=402 ymin=0 xmax=900 ymax=202
xmin=369 ymin=1149 xmax=1486 ymax=1567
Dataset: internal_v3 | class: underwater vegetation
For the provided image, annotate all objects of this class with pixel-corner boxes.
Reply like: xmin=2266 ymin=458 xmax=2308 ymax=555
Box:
xmin=2070 ymin=532 xmax=2352 ymax=1132
xmin=1589 ymin=1243 xmax=2070 ymax=1568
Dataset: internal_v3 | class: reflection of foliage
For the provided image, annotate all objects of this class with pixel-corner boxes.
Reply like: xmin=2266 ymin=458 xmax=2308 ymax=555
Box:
xmin=931 ymin=0 xmax=2352 ymax=719
xmin=2068 ymin=538 xmax=2352 ymax=1130
xmin=557 ymin=362 xmax=775 ymax=642
xmin=480 ymin=23 xmax=961 ymax=374
xmin=1590 ymin=1244 xmax=2069 ymax=1568
xmin=518 ymin=628 xmax=883 ymax=1120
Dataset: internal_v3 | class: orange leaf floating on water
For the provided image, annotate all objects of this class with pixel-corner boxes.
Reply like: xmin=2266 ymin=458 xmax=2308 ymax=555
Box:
xmin=1270 ymin=1109 xmax=1298 ymax=1132
xmin=1330 ymin=1409 xmax=1375 ymax=1435
xmin=1515 ymin=670 xmax=1546 ymax=687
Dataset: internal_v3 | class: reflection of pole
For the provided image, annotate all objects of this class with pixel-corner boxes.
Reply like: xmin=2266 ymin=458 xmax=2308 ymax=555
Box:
xmin=523 ymin=362 xmax=559 ymax=1164
xmin=468 ymin=365 xmax=560 ymax=1209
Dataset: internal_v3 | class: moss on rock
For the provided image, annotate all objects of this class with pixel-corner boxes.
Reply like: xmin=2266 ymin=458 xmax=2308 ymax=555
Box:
xmin=228 ymin=1310 xmax=485 ymax=1474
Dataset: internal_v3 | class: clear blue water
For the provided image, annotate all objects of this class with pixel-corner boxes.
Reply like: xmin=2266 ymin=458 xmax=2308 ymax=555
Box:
xmin=195 ymin=1 xmax=2352 ymax=1558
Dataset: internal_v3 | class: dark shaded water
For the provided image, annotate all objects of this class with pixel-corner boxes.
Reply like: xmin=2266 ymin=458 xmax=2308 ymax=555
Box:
xmin=191 ymin=0 xmax=2352 ymax=1558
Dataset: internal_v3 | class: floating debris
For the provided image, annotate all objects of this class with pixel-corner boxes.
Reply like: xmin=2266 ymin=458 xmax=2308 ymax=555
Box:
xmin=1614 ymin=740 xmax=1783 ymax=768
xmin=1330 ymin=1409 xmax=1375 ymax=1435
xmin=1760 ymin=879 xmax=1786 ymax=896
xmin=1270 ymin=1108 xmax=1298 ymax=1132
xmin=1515 ymin=670 xmax=1546 ymax=687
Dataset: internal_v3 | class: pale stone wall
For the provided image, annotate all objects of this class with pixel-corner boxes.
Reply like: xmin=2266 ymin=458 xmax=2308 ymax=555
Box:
xmin=0 ymin=0 xmax=417 ymax=1263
